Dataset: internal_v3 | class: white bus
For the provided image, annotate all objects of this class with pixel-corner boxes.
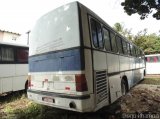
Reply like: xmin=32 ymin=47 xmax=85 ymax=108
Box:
xmin=0 ymin=42 xmax=28 ymax=94
xmin=27 ymin=2 xmax=145 ymax=112
xmin=145 ymin=54 xmax=160 ymax=74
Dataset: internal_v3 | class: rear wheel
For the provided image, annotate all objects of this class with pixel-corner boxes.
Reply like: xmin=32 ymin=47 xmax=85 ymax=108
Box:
xmin=121 ymin=79 xmax=128 ymax=95
xmin=25 ymin=80 xmax=28 ymax=92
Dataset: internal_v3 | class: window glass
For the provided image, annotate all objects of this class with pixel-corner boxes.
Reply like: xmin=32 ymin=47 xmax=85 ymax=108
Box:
xmin=16 ymin=48 xmax=28 ymax=63
xmin=130 ymin=44 xmax=133 ymax=56
xmin=140 ymin=50 xmax=143 ymax=58
xmin=147 ymin=56 xmax=160 ymax=63
xmin=157 ymin=56 xmax=160 ymax=62
xmin=96 ymin=23 xmax=103 ymax=48
xmin=150 ymin=57 xmax=154 ymax=62
xmin=110 ymin=32 xmax=117 ymax=53
xmin=127 ymin=43 xmax=131 ymax=55
xmin=0 ymin=47 xmax=14 ymax=62
xmin=116 ymin=36 xmax=123 ymax=54
xmin=138 ymin=49 xmax=141 ymax=57
xmin=132 ymin=46 xmax=136 ymax=56
xmin=135 ymin=48 xmax=139 ymax=57
xmin=103 ymin=28 xmax=111 ymax=51
xmin=90 ymin=18 xmax=103 ymax=49
xmin=122 ymin=41 xmax=128 ymax=55
xmin=90 ymin=19 xmax=98 ymax=48
xmin=153 ymin=56 xmax=158 ymax=62
xmin=146 ymin=57 xmax=150 ymax=62
xmin=130 ymin=45 xmax=136 ymax=57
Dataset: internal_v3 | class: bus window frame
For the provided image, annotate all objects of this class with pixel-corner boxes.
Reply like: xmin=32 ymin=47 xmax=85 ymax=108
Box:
xmin=89 ymin=17 xmax=104 ymax=50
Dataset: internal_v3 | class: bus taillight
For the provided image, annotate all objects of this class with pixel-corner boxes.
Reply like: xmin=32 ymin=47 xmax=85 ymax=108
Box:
xmin=28 ymin=75 xmax=33 ymax=88
xmin=75 ymin=74 xmax=88 ymax=92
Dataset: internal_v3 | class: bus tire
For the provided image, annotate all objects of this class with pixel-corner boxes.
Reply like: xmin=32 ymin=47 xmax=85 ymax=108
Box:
xmin=121 ymin=79 xmax=128 ymax=95
xmin=144 ymin=70 xmax=146 ymax=76
xmin=25 ymin=80 xmax=28 ymax=92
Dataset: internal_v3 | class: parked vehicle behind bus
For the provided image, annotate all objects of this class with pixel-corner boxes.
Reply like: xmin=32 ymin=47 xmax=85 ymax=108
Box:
xmin=145 ymin=54 xmax=160 ymax=74
xmin=27 ymin=2 xmax=145 ymax=112
xmin=0 ymin=42 xmax=28 ymax=94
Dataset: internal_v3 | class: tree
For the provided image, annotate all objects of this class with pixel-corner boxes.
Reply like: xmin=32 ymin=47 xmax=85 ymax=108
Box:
xmin=133 ymin=29 xmax=160 ymax=54
xmin=113 ymin=23 xmax=133 ymax=41
xmin=121 ymin=0 xmax=160 ymax=20
xmin=113 ymin=23 xmax=160 ymax=54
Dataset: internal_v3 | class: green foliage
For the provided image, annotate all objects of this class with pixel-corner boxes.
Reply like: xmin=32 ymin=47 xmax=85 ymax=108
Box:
xmin=114 ymin=22 xmax=160 ymax=54
xmin=121 ymin=0 xmax=160 ymax=20
xmin=133 ymin=29 xmax=160 ymax=54
xmin=141 ymin=78 xmax=160 ymax=85
xmin=113 ymin=23 xmax=133 ymax=41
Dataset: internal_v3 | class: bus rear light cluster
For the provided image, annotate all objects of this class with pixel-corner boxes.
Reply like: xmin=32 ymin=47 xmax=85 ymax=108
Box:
xmin=75 ymin=74 xmax=88 ymax=92
xmin=28 ymin=75 xmax=33 ymax=88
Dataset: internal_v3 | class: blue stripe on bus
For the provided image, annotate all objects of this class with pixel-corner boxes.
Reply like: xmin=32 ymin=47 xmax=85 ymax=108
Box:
xmin=29 ymin=48 xmax=83 ymax=72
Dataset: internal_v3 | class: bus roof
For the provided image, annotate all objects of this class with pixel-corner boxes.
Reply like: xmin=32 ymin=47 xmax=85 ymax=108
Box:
xmin=0 ymin=41 xmax=28 ymax=48
xmin=145 ymin=54 xmax=160 ymax=57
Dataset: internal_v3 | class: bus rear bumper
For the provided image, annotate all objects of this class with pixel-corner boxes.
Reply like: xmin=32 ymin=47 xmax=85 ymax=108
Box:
xmin=27 ymin=89 xmax=94 ymax=112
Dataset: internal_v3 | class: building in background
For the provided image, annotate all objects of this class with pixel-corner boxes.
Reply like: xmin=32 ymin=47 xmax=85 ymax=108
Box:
xmin=0 ymin=29 xmax=20 ymax=42
xmin=0 ymin=29 xmax=28 ymax=45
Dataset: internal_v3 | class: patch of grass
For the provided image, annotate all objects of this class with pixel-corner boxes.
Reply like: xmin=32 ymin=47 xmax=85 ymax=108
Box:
xmin=13 ymin=102 xmax=42 ymax=119
xmin=1 ymin=92 xmax=66 ymax=119
xmin=141 ymin=78 xmax=160 ymax=85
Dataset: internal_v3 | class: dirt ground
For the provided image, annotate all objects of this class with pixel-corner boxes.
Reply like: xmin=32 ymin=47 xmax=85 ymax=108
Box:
xmin=119 ymin=84 xmax=160 ymax=113
xmin=0 ymin=78 xmax=160 ymax=119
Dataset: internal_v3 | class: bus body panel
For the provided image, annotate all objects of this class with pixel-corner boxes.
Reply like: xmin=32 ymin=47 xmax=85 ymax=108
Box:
xmin=29 ymin=71 xmax=84 ymax=95
xmin=84 ymin=49 xmax=93 ymax=94
xmin=0 ymin=64 xmax=16 ymax=77
xmin=0 ymin=43 xmax=28 ymax=94
xmin=1 ymin=77 xmax=13 ymax=93
xmin=119 ymin=55 xmax=130 ymax=71
xmin=0 ymin=64 xmax=28 ymax=93
xmin=28 ymin=91 xmax=95 ymax=112
xmin=12 ymin=75 xmax=28 ymax=91
xmin=109 ymin=74 xmax=122 ymax=103
xmin=15 ymin=64 xmax=28 ymax=76
xmin=107 ymin=53 xmax=119 ymax=73
xmin=0 ymin=79 xmax=1 ymax=93
xmin=80 ymin=4 xmax=91 ymax=48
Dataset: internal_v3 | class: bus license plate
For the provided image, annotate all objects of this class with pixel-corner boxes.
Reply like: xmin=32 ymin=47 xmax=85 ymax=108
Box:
xmin=42 ymin=97 xmax=54 ymax=103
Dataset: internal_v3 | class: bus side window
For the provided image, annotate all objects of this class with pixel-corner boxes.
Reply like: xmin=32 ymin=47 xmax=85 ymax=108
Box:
xmin=96 ymin=23 xmax=103 ymax=48
xmin=103 ymin=28 xmax=111 ymax=51
xmin=130 ymin=44 xmax=136 ymax=57
xmin=116 ymin=36 xmax=123 ymax=54
xmin=90 ymin=19 xmax=98 ymax=48
xmin=122 ymin=41 xmax=128 ymax=55
xmin=127 ymin=43 xmax=131 ymax=55
xmin=133 ymin=46 xmax=136 ymax=57
xmin=90 ymin=18 xmax=103 ymax=49
xmin=16 ymin=48 xmax=29 ymax=63
xmin=153 ymin=56 xmax=158 ymax=62
xmin=158 ymin=56 xmax=160 ymax=62
xmin=0 ymin=47 xmax=14 ymax=62
xmin=130 ymin=44 xmax=133 ymax=56
xmin=147 ymin=57 xmax=150 ymax=62
xmin=110 ymin=32 xmax=117 ymax=53
xmin=0 ymin=47 xmax=1 ymax=61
